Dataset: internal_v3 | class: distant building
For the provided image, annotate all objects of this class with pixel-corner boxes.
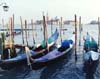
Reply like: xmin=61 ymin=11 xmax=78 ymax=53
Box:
xmin=35 ymin=19 xmax=59 ymax=25
xmin=35 ymin=20 xmax=43 ymax=25
xmin=64 ymin=20 xmax=74 ymax=25
xmin=47 ymin=19 xmax=59 ymax=25
xmin=35 ymin=19 xmax=76 ymax=25
xmin=89 ymin=20 xmax=98 ymax=24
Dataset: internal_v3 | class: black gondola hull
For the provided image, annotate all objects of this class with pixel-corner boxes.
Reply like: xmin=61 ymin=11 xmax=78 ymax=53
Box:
xmin=31 ymin=47 xmax=74 ymax=70
xmin=0 ymin=44 xmax=56 ymax=70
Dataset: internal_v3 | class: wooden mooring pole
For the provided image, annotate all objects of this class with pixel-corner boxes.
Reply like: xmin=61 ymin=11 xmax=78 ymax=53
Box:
xmin=79 ymin=16 xmax=82 ymax=46
xmin=20 ymin=16 xmax=25 ymax=45
xmin=59 ymin=17 xmax=63 ymax=44
xmin=31 ymin=19 xmax=35 ymax=45
xmin=25 ymin=20 xmax=28 ymax=46
xmin=98 ymin=17 xmax=100 ymax=52
xmin=75 ymin=14 xmax=77 ymax=62
xmin=43 ymin=13 xmax=48 ymax=50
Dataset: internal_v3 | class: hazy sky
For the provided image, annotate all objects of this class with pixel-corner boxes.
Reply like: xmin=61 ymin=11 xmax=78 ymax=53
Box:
xmin=0 ymin=0 xmax=100 ymax=24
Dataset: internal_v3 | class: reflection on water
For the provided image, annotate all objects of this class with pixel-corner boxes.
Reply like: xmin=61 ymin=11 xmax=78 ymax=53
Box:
xmin=40 ymin=49 xmax=72 ymax=79
xmin=0 ymin=24 xmax=99 ymax=79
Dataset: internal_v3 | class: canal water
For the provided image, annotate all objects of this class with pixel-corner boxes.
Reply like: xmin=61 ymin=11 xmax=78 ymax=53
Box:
xmin=0 ymin=24 xmax=99 ymax=79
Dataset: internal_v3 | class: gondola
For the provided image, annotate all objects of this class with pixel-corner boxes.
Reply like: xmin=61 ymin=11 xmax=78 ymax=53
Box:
xmin=0 ymin=29 xmax=59 ymax=70
xmin=83 ymin=33 xmax=99 ymax=79
xmin=83 ymin=33 xmax=98 ymax=52
xmin=14 ymin=28 xmax=59 ymax=51
xmin=31 ymin=36 xmax=75 ymax=70
xmin=6 ymin=31 xmax=21 ymax=37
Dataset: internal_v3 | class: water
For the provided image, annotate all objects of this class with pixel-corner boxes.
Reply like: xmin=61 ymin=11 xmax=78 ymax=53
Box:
xmin=0 ymin=24 xmax=99 ymax=79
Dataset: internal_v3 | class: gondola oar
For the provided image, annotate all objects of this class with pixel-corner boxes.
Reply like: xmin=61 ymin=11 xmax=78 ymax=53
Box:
xmin=74 ymin=14 xmax=77 ymax=62
xmin=31 ymin=19 xmax=35 ymax=46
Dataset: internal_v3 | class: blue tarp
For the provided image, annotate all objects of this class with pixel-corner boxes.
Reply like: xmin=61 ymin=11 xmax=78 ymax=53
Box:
xmin=61 ymin=40 xmax=73 ymax=48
